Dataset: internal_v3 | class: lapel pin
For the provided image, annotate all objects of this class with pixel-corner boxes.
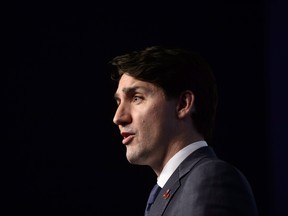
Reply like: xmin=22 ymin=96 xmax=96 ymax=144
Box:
xmin=163 ymin=189 xmax=170 ymax=199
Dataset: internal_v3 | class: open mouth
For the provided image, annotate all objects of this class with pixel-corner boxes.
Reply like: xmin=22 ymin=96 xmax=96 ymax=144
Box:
xmin=121 ymin=132 xmax=135 ymax=145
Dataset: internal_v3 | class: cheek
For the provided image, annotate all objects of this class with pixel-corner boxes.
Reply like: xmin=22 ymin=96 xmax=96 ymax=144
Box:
xmin=137 ymin=99 xmax=175 ymax=132
xmin=141 ymin=106 xmax=168 ymax=130
xmin=138 ymin=107 xmax=161 ymax=131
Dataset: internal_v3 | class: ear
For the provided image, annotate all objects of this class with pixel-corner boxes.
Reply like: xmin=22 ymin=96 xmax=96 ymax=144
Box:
xmin=176 ymin=90 xmax=195 ymax=119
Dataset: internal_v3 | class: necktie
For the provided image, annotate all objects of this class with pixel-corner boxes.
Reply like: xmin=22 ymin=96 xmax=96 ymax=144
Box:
xmin=144 ymin=184 xmax=161 ymax=216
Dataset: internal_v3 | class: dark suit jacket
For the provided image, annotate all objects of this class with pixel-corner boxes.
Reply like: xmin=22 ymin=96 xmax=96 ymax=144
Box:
xmin=148 ymin=146 xmax=258 ymax=216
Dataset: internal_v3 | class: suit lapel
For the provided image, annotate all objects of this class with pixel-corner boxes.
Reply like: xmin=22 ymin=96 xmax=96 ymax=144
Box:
xmin=149 ymin=171 xmax=180 ymax=216
xmin=148 ymin=146 xmax=217 ymax=216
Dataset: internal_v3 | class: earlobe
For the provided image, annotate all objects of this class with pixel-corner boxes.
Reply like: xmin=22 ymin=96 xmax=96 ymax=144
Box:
xmin=176 ymin=90 xmax=195 ymax=119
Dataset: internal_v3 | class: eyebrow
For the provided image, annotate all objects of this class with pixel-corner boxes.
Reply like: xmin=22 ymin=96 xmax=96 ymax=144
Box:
xmin=114 ymin=86 xmax=137 ymax=100
xmin=114 ymin=86 xmax=150 ymax=100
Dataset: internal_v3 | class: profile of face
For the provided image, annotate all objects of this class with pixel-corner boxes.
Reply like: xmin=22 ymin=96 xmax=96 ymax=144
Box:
xmin=113 ymin=73 xmax=180 ymax=170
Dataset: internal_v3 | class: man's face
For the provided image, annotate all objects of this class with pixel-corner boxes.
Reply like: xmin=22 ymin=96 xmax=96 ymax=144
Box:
xmin=113 ymin=74 xmax=178 ymax=169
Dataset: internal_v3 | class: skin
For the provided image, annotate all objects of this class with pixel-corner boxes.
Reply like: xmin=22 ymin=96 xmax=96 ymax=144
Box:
xmin=113 ymin=73 xmax=203 ymax=176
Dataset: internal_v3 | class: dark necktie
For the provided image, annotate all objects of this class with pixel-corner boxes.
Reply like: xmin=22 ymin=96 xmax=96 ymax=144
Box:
xmin=144 ymin=183 xmax=161 ymax=216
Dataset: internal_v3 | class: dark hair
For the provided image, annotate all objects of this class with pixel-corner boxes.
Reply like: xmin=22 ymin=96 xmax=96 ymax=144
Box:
xmin=109 ymin=46 xmax=218 ymax=144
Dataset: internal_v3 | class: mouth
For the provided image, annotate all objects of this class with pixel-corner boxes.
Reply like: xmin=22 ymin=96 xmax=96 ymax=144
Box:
xmin=121 ymin=132 xmax=135 ymax=145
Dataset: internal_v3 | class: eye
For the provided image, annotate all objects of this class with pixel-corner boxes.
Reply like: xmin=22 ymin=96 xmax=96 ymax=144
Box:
xmin=114 ymin=98 xmax=121 ymax=107
xmin=132 ymin=96 xmax=143 ymax=103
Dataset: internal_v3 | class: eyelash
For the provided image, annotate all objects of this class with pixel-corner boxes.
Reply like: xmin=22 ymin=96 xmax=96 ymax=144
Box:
xmin=115 ymin=95 xmax=143 ymax=106
xmin=132 ymin=96 xmax=143 ymax=103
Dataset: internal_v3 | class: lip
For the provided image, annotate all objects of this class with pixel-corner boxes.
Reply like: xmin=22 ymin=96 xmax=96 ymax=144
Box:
xmin=121 ymin=132 xmax=135 ymax=145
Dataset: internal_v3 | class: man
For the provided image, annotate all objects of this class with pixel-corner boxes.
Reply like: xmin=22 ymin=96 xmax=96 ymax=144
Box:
xmin=110 ymin=46 xmax=258 ymax=215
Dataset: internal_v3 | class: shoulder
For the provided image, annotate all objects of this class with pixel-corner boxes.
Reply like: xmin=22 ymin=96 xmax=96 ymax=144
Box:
xmin=182 ymin=147 xmax=245 ymax=180
xmin=196 ymin=157 xmax=242 ymax=175
xmin=190 ymin=155 xmax=247 ymax=181
xmin=181 ymin=155 xmax=255 ymax=198
xmin=178 ymin=146 xmax=252 ymax=189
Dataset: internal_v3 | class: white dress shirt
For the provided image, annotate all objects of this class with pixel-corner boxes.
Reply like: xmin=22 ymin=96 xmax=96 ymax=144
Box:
xmin=157 ymin=140 xmax=208 ymax=188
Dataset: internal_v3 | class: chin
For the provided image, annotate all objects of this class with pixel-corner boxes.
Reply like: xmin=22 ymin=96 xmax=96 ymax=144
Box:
xmin=126 ymin=154 xmax=145 ymax=165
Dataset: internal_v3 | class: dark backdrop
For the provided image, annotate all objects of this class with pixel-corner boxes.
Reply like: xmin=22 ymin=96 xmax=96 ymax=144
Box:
xmin=3 ymin=1 xmax=287 ymax=215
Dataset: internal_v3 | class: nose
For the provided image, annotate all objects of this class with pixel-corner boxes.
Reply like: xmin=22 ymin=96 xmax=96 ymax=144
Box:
xmin=113 ymin=103 xmax=131 ymax=126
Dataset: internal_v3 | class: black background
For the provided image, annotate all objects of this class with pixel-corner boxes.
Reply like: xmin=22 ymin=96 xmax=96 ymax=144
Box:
xmin=2 ymin=1 xmax=288 ymax=215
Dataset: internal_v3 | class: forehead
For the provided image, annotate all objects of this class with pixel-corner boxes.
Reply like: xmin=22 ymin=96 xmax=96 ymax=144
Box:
xmin=118 ymin=73 xmax=139 ymax=86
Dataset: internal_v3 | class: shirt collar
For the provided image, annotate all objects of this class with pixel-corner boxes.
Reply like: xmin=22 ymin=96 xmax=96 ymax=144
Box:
xmin=157 ymin=140 xmax=208 ymax=188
